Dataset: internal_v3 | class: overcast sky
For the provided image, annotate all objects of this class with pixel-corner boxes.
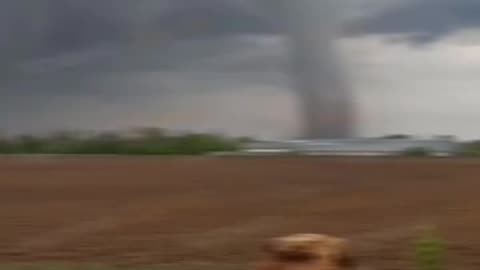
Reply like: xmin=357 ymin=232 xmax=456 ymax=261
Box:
xmin=2 ymin=0 xmax=480 ymax=139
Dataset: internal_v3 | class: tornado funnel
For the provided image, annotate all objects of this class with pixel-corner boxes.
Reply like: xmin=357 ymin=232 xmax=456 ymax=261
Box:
xmin=281 ymin=0 xmax=354 ymax=139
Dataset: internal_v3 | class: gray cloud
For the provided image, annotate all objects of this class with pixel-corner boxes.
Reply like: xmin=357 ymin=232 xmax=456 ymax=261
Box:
xmin=0 ymin=0 xmax=276 ymax=88
xmin=348 ymin=0 xmax=480 ymax=43
xmin=0 ymin=0 xmax=275 ymax=58
xmin=3 ymin=1 xmax=480 ymax=137
xmin=3 ymin=0 xmax=480 ymax=65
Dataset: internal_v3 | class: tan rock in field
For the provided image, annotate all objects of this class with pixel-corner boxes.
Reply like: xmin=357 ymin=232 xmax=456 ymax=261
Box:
xmin=257 ymin=234 xmax=356 ymax=270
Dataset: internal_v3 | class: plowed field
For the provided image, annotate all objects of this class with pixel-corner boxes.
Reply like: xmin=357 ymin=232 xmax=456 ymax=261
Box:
xmin=1 ymin=156 xmax=480 ymax=269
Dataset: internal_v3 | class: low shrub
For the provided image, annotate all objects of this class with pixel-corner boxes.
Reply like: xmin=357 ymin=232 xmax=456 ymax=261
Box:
xmin=415 ymin=229 xmax=445 ymax=270
xmin=402 ymin=147 xmax=433 ymax=157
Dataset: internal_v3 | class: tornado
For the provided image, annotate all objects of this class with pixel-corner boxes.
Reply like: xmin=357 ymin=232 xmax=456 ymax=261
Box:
xmin=281 ymin=0 xmax=354 ymax=139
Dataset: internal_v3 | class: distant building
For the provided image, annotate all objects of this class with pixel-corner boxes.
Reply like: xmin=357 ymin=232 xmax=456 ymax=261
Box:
xmin=244 ymin=138 xmax=459 ymax=156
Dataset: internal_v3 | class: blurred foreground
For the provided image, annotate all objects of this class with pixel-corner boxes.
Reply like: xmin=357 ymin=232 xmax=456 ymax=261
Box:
xmin=1 ymin=157 xmax=480 ymax=269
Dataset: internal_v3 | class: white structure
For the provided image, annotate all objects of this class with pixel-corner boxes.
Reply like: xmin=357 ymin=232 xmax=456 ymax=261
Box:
xmin=244 ymin=138 xmax=458 ymax=156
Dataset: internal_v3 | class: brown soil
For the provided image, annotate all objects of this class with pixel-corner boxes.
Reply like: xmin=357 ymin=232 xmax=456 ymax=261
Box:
xmin=1 ymin=156 xmax=480 ymax=269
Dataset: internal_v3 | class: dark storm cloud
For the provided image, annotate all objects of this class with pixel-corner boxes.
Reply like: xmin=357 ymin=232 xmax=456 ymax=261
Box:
xmin=0 ymin=0 xmax=276 ymax=59
xmin=348 ymin=0 xmax=480 ymax=43
xmin=3 ymin=0 xmax=480 ymax=65
xmin=2 ymin=0 xmax=480 ymax=93
xmin=3 ymin=0 xmax=479 ymax=74
xmin=0 ymin=0 xmax=279 ymax=99
xmin=0 ymin=1 xmax=280 ymax=80
xmin=3 ymin=0 xmax=480 ymax=136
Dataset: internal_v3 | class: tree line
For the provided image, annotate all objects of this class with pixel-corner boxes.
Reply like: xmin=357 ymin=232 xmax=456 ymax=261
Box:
xmin=0 ymin=129 xmax=245 ymax=155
